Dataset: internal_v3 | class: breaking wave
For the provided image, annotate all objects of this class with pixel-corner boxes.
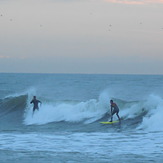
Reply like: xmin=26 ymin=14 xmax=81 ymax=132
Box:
xmin=0 ymin=90 xmax=163 ymax=132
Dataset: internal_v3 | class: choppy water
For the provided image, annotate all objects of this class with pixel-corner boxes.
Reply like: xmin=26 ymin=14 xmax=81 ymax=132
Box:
xmin=0 ymin=73 xmax=163 ymax=163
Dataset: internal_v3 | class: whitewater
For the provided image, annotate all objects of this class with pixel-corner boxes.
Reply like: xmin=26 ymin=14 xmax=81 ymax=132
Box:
xmin=0 ymin=73 xmax=163 ymax=163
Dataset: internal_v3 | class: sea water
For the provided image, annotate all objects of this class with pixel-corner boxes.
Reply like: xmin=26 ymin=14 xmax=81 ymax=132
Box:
xmin=0 ymin=73 xmax=163 ymax=163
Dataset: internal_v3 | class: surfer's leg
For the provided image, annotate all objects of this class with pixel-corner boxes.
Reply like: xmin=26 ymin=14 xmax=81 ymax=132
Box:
xmin=110 ymin=116 xmax=113 ymax=122
xmin=116 ymin=112 xmax=121 ymax=121
xmin=110 ymin=110 xmax=116 ymax=122
xmin=32 ymin=108 xmax=36 ymax=116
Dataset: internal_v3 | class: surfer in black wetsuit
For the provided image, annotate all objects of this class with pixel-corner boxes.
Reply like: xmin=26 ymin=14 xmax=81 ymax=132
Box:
xmin=109 ymin=100 xmax=121 ymax=122
xmin=30 ymin=96 xmax=42 ymax=115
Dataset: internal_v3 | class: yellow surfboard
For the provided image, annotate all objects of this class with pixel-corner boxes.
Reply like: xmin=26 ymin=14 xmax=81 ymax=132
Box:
xmin=100 ymin=121 xmax=119 ymax=124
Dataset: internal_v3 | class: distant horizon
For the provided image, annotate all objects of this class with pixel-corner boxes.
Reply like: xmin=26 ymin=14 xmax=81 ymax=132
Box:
xmin=0 ymin=72 xmax=163 ymax=76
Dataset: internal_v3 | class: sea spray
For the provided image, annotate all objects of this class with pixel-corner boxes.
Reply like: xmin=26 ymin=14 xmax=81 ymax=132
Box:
xmin=138 ymin=94 xmax=163 ymax=132
xmin=24 ymin=90 xmax=112 ymax=125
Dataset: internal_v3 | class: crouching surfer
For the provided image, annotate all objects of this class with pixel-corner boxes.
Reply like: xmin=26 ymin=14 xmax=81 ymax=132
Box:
xmin=30 ymin=96 xmax=42 ymax=115
xmin=109 ymin=100 xmax=121 ymax=122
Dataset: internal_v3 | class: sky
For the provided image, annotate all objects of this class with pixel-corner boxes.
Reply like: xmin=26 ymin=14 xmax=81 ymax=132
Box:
xmin=0 ymin=0 xmax=163 ymax=74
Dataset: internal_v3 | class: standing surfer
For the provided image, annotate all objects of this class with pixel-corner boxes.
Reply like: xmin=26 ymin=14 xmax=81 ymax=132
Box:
xmin=30 ymin=96 xmax=42 ymax=115
xmin=109 ymin=100 xmax=121 ymax=122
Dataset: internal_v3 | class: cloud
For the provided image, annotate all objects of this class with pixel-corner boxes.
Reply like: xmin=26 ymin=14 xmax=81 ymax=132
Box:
xmin=0 ymin=55 xmax=10 ymax=59
xmin=0 ymin=55 xmax=28 ymax=59
xmin=104 ymin=0 xmax=163 ymax=5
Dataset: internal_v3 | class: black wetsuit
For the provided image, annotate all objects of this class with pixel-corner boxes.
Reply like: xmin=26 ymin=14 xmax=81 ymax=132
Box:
xmin=30 ymin=99 xmax=41 ymax=112
xmin=111 ymin=103 xmax=119 ymax=115
xmin=110 ymin=103 xmax=120 ymax=121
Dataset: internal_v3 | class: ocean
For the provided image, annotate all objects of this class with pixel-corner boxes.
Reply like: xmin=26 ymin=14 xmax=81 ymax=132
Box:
xmin=0 ymin=73 xmax=163 ymax=163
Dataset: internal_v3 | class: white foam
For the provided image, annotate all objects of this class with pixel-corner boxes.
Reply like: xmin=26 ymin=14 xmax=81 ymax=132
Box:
xmin=120 ymin=102 xmax=143 ymax=119
xmin=24 ymin=92 xmax=110 ymax=125
xmin=138 ymin=94 xmax=163 ymax=132
xmin=24 ymin=89 xmax=163 ymax=132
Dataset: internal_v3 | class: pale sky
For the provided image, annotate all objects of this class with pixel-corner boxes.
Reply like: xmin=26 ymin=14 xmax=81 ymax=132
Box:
xmin=0 ymin=0 xmax=163 ymax=74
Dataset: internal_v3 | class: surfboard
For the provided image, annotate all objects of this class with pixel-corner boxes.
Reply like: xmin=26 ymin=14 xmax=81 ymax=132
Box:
xmin=100 ymin=121 xmax=119 ymax=124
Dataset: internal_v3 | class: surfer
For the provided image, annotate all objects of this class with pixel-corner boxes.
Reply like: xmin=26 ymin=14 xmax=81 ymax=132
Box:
xmin=30 ymin=96 xmax=42 ymax=115
xmin=109 ymin=100 xmax=121 ymax=122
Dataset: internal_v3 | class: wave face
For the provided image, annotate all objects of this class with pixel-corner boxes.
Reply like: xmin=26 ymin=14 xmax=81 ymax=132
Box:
xmin=1 ymin=73 xmax=163 ymax=132
xmin=1 ymin=91 xmax=163 ymax=132
xmin=0 ymin=95 xmax=27 ymax=129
